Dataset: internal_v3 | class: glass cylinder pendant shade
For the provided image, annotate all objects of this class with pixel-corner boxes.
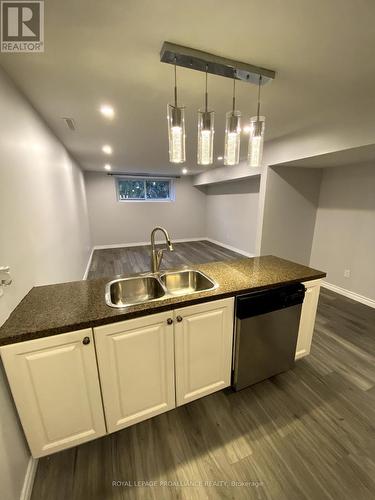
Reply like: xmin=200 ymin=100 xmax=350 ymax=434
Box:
xmin=248 ymin=115 xmax=265 ymax=167
xmin=224 ymin=110 xmax=241 ymax=165
xmin=197 ymin=110 xmax=214 ymax=165
xmin=167 ymin=104 xmax=186 ymax=163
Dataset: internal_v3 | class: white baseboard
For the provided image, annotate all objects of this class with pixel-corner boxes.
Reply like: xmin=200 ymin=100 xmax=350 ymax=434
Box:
xmin=321 ymin=281 xmax=375 ymax=309
xmin=93 ymin=237 xmax=206 ymax=250
xmin=206 ymin=238 xmax=254 ymax=258
xmin=20 ymin=457 xmax=38 ymax=500
xmin=82 ymin=247 xmax=95 ymax=280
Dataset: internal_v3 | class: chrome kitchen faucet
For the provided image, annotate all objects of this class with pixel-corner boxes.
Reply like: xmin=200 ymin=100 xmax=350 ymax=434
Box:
xmin=150 ymin=227 xmax=174 ymax=273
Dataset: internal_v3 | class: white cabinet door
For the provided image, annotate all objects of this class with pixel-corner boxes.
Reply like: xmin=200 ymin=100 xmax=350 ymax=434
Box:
xmin=295 ymin=279 xmax=322 ymax=360
xmin=174 ymin=297 xmax=234 ymax=406
xmin=94 ymin=312 xmax=176 ymax=433
xmin=0 ymin=329 xmax=106 ymax=458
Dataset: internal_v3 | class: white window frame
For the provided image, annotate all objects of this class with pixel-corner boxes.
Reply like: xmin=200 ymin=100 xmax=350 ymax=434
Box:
xmin=115 ymin=177 xmax=175 ymax=203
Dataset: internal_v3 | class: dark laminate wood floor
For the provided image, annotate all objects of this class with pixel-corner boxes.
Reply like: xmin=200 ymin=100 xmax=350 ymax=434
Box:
xmin=31 ymin=286 xmax=375 ymax=500
xmin=86 ymin=240 xmax=244 ymax=279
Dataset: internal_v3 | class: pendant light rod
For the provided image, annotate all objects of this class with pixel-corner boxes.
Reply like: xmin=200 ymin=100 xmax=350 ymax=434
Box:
xmin=257 ymin=74 xmax=262 ymax=119
xmin=232 ymin=75 xmax=236 ymax=113
xmin=161 ymin=41 xmax=276 ymax=85
xmin=174 ymin=57 xmax=178 ymax=107
xmin=204 ymin=65 xmax=208 ymax=111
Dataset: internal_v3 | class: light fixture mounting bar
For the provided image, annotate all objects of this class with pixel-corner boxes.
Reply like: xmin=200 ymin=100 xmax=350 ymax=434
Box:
xmin=160 ymin=42 xmax=275 ymax=85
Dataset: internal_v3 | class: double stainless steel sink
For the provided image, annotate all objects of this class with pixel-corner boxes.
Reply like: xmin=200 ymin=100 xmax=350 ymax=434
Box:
xmin=105 ymin=270 xmax=218 ymax=308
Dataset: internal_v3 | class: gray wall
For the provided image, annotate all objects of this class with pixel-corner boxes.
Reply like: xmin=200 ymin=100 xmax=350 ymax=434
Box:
xmin=85 ymin=173 xmax=206 ymax=246
xmin=205 ymin=178 xmax=260 ymax=255
xmin=85 ymin=172 xmax=261 ymax=255
xmin=310 ymin=163 xmax=375 ymax=300
xmin=260 ymin=166 xmax=322 ymax=265
xmin=0 ymin=68 xmax=91 ymax=499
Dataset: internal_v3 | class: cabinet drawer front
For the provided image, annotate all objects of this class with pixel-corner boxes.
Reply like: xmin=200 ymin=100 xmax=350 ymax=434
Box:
xmin=94 ymin=312 xmax=175 ymax=433
xmin=0 ymin=329 xmax=106 ymax=458
xmin=174 ymin=297 xmax=234 ymax=406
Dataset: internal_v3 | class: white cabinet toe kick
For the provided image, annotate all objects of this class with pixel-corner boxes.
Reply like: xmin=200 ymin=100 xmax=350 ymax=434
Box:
xmin=0 ymin=282 xmax=321 ymax=458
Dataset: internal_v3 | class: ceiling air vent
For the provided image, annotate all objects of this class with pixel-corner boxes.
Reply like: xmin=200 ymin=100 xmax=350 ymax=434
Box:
xmin=62 ymin=117 xmax=76 ymax=131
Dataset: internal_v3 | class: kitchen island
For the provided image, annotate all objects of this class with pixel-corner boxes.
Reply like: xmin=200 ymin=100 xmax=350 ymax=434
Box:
xmin=0 ymin=255 xmax=325 ymax=458
xmin=0 ymin=255 xmax=325 ymax=346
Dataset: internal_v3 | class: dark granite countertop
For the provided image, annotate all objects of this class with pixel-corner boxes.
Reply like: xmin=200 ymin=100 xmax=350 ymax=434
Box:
xmin=0 ymin=256 xmax=326 ymax=346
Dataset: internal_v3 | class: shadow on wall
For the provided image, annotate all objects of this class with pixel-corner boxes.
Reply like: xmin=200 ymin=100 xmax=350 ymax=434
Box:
xmin=205 ymin=177 xmax=261 ymax=256
xmin=270 ymin=166 xmax=322 ymax=206
xmin=205 ymin=177 xmax=261 ymax=196
xmin=310 ymin=163 xmax=375 ymax=301
xmin=316 ymin=163 xmax=375 ymax=210
xmin=260 ymin=166 xmax=323 ymax=266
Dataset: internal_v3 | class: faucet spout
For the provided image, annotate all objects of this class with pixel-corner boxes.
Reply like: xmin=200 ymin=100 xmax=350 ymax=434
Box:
xmin=167 ymin=240 xmax=174 ymax=252
xmin=150 ymin=227 xmax=174 ymax=273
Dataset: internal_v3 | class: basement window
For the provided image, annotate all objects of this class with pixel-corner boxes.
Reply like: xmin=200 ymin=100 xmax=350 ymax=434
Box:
xmin=116 ymin=178 xmax=174 ymax=202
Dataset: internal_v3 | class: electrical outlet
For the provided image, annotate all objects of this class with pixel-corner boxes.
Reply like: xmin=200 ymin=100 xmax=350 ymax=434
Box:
xmin=344 ymin=269 xmax=351 ymax=278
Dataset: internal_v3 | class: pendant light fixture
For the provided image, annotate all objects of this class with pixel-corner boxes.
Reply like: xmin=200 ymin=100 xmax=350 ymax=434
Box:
xmin=224 ymin=75 xmax=241 ymax=166
xmin=248 ymin=75 xmax=266 ymax=167
xmin=197 ymin=66 xmax=214 ymax=165
xmin=161 ymin=42 xmax=276 ymax=167
xmin=167 ymin=58 xmax=186 ymax=163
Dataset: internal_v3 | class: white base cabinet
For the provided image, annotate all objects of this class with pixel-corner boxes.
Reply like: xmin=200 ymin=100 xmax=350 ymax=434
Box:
xmin=0 ymin=329 xmax=106 ymax=458
xmin=94 ymin=297 xmax=234 ymax=432
xmin=295 ymin=279 xmax=322 ymax=360
xmin=174 ymin=298 xmax=234 ymax=406
xmin=94 ymin=312 xmax=176 ymax=433
xmin=0 ymin=296 xmax=234 ymax=457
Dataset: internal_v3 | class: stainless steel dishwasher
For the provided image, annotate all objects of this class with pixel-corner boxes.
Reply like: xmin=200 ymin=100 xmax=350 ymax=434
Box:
xmin=232 ymin=283 xmax=305 ymax=391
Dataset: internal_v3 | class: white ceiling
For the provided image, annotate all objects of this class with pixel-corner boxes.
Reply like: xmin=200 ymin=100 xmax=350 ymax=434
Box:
xmin=1 ymin=0 xmax=375 ymax=175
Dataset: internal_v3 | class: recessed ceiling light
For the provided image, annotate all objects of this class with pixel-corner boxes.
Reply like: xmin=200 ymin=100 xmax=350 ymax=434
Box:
xmin=182 ymin=168 xmax=188 ymax=174
xmin=217 ymin=156 xmax=223 ymax=160
xmin=102 ymin=145 xmax=112 ymax=155
xmin=104 ymin=164 xmax=111 ymax=171
xmin=100 ymin=104 xmax=114 ymax=119
xmin=243 ymin=125 xmax=251 ymax=133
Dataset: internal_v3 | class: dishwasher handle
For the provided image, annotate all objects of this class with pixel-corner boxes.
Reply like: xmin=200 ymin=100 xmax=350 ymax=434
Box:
xmin=236 ymin=283 xmax=305 ymax=320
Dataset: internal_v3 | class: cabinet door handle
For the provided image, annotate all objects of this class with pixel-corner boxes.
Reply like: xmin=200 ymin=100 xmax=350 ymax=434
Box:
xmin=167 ymin=318 xmax=173 ymax=325
xmin=82 ymin=336 xmax=91 ymax=345
xmin=176 ymin=316 xmax=183 ymax=322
